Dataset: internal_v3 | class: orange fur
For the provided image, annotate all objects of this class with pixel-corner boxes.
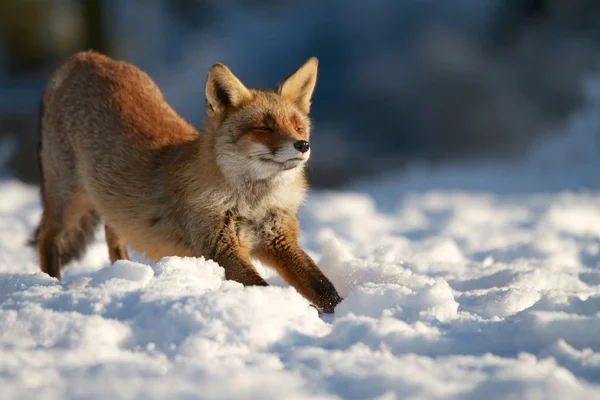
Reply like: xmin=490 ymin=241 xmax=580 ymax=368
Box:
xmin=32 ymin=51 xmax=342 ymax=313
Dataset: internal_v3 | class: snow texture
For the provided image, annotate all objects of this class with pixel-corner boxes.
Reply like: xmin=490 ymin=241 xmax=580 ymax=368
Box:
xmin=2 ymin=77 xmax=600 ymax=399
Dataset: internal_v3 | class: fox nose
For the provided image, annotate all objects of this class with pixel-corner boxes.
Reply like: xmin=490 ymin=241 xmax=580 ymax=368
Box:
xmin=294 ymin=140 xmax=310 ymax=153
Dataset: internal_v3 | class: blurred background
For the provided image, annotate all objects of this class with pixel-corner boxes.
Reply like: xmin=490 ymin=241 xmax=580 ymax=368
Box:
xmin=1 ymin=0 xmax=600 ymax=188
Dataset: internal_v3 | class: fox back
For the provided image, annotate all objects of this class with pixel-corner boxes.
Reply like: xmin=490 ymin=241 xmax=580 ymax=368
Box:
xmin=33 ymin=51 xmax=342 ymax=313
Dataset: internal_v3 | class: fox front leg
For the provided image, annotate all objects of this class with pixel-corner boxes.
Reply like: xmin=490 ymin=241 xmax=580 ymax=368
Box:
xmin=208 ymin=212 xmax=268 ymax=287
xmin=254 ymin=211 xmax=342 ymax=314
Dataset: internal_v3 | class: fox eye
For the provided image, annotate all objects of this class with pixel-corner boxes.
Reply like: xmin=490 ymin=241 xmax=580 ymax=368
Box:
xmin=295 ymin=127 xmax=304 ymax=132
xmin=252 ymin=126 xmax=273 ymax=132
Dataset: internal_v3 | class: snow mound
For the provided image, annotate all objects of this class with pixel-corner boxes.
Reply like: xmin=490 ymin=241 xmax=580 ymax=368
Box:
xmin=2 ymin=77 xmax=600 ymax=399
xmin=2 ymin=171 xmax=600 ymax=399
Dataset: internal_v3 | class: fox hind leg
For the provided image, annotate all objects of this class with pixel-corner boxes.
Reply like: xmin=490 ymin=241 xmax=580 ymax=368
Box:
xmin=104 ymin=224 xmax=129 ymax=263
xmin=38 ymin=226 xmax=61 ymax=279
xmin=33 ymin=187 xmax=100 ymax=280
xmin=32 ymin=94 xmax=99 ymax=279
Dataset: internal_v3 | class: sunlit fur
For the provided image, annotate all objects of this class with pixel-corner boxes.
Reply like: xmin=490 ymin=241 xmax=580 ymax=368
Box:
xmin=32 ymin=51 xmax=342 ymax=313
xmin=213 ymin=93 xmax=312 ymax=184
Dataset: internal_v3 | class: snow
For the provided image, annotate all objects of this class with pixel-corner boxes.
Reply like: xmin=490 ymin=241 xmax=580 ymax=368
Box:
xmin=2 ymin=78 xmax=600 ymax=399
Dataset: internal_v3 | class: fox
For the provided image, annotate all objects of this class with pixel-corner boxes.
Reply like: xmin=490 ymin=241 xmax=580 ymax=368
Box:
xmin=30 ymin=51 xmax=342 ymax=313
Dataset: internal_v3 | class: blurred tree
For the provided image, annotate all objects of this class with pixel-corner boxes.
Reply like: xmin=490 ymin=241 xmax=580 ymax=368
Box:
xmin=0 ymin=0 xmax=108 ymax=75
xmin=83 ymin=0 xmax=108 ymax=54
xmin=0 ymin=0 xmax=109 ymax=184
xmin=0 ymin=0 xmax=54 ymax=74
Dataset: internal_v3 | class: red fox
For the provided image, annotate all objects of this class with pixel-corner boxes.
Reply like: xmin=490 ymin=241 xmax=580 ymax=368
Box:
xmin=31 ymin=51 xmax=342 ymax=313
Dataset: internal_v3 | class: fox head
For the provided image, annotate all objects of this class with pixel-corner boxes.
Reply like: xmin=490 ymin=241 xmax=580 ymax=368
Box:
xmin=204 ymin=58 xmax=318 ymax=183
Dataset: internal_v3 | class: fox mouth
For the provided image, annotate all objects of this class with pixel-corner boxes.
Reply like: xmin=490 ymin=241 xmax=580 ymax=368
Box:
xmin=259 ymin=157 xmax=305 ymax=170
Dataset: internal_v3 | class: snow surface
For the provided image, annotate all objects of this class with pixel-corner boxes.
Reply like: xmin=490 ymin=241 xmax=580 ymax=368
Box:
xmin=2 ymin=77 xmax=600 ymax=399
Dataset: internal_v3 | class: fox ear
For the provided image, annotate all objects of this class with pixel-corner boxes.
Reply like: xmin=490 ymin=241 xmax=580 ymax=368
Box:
xmin=278 ymin=57 xmax=318 ymax=114
xmin=205 ymin=63 xmax=251 ymax=115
